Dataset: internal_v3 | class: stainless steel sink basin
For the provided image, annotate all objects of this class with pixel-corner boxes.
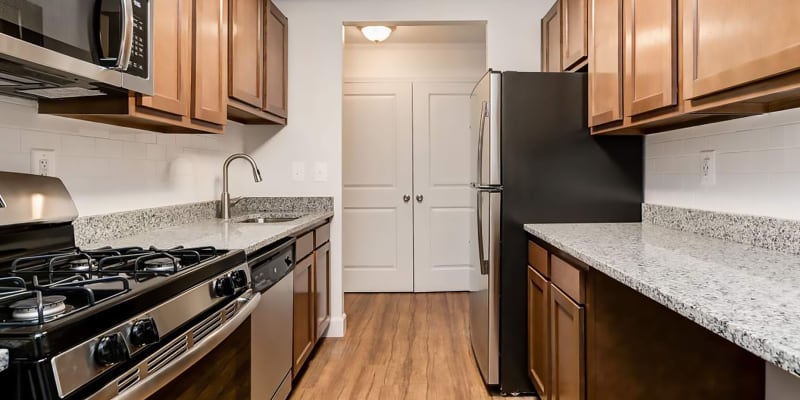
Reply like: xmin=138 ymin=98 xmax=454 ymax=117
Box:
xmin=238 ymin=216 xmax=299 ymax=224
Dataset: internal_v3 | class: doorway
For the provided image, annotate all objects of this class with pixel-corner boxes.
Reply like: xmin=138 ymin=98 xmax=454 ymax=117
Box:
xmin=341 ymin=23 xmax=487 ymax=293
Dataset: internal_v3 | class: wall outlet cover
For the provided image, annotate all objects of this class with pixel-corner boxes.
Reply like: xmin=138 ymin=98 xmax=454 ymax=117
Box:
xmin=292 ymin=161 xmax=306 ymax=181
xmin=700 ymin=150 xmax=716 ymax=185
xmin=31 ymin=149 xmax=56 ymax=177
xmin=314 ymin=162 xmax=328 ymax=182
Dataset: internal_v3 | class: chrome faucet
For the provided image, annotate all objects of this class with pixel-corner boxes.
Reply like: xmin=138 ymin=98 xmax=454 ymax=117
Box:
xmin=219 ymin=153 xmax=263 ymax=219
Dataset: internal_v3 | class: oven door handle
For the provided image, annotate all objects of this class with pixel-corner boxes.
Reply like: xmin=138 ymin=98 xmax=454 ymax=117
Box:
xmin=112 ymin=291 xmax=260 ymax=400
xmin=113 ymin=0 xmax=134 ymax=71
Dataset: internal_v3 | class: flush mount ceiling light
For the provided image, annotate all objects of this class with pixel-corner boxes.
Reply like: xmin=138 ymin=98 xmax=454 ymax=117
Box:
xmin=360 ymin=26 xmax=395 ymax=43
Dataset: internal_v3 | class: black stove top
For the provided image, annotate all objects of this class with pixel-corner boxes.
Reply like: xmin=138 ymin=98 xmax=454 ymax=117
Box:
xmin=0 ymin=245 xmax=245 ymax=359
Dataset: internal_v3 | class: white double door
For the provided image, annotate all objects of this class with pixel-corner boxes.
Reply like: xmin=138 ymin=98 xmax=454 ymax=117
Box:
xmin=343 ymin=81 xmax=475 ymax=293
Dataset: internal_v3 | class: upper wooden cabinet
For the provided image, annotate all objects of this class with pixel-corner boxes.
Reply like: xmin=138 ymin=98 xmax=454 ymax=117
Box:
xmin=562 ymin=0 xmax=588 ymax=70
xmin=684 ymin=0 xmax=800 ymax=100
xmin=39 ymin=0 xmax=228 ymax=134
xmin=623 ymin=0 xmax=678 ymax=117
xmin=227 ymin=0 xmax=288 ymax=125
xmin=541 ymin=2 xmax=562 ymax=72
xmin=588 ymin=0 xmax=623 ymax=126
xmin=229 ymin=0 xmax=264 ymax=108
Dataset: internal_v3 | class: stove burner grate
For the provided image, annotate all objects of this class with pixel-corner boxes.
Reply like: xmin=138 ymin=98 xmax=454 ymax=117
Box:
xmin=9 ymin=295 xmax=69 ymax=321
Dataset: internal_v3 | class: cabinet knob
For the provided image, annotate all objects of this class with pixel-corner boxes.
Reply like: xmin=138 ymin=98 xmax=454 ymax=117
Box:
xmin=416 ymin=194 xmax=424 ymax=202
xmin=403 ymin=194 xmax=411 ymax=203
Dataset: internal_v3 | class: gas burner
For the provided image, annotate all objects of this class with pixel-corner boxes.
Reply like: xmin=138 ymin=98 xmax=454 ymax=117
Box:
xmin=9 ymin=295 xmax=69 ymax=321
xmin=66 ymin=258 xmax=96 ymax=273
xmin=141 ymin=257 xmax=181 ymax=273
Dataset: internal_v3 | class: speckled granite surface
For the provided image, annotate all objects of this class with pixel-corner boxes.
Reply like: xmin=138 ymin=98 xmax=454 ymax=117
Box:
xmin=525 ymin=222 xmax=800 ymax=377
xmin=643 ymin=203 xmax=800 ymax=255
xmin=85 ymin=211 xmax=333 ymax=254
xmin=74 ymin=197 xmax=332 ymax=247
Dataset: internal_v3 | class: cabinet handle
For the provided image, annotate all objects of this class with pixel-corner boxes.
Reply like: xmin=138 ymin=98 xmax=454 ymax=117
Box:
xmin=416 ymin=194 xmax=424 ymax=202
xmin=403 ymin=194 xmax=411 ymax=202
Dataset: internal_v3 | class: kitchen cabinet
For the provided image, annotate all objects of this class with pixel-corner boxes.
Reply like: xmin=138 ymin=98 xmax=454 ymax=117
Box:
xmin=587 ymin=0 xmax=623 ymax=127
xmin=623 ymin=0 xmax=677 ymax=117
xmin=292 ymin=252 xmax=315 ymax=379
xmin=227 ymin=0 xmax=288 ymax=125
xmin=528 ymin=266 xmax=550 ymax=399
xmin=550 ymin=285 xmax=585 ymax=400
xmin=541 ymin=2 xmax=561 ymax=73
xmin=39 ymin=0 xmax=227 ymax=134
xmin=315 ymin=242 xmax=331 ymax=341
xmin=562 ymin=0 xmax=588 ymax=71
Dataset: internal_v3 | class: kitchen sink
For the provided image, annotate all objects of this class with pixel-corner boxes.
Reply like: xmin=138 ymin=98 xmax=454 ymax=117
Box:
xmin=237 ymin=216 xmax=300 ymax=224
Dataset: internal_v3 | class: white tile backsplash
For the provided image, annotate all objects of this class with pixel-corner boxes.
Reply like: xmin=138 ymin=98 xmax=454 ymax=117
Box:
xmin=0 ymin=97 xmax=247 ymax=216
xmin=646 ymin=107 xmax=800 ymax=220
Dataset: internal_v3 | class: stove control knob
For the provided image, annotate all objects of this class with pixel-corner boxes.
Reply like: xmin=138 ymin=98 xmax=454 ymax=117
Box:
xmin=230 ymin=270 xmax=248 ymax=288
xmin=214 ymin=277 xmax=235 ymax=297
xmin=284 ymin=257 xmax=293 ymax=267
xmin=94 ymin=333 xmax=129 ymax=366
xmin=130 ymin=318 xmax=159 ymax=347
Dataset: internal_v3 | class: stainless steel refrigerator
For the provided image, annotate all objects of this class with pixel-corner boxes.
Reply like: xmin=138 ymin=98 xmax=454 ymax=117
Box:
xmin=468 ymin=70 xmax=643 ymax=394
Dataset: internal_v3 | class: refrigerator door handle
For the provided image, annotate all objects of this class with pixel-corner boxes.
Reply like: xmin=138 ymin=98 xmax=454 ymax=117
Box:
xmin=476 ymin=190 xmax=488 ymax=275
xmin=476 ymin=100 xmax=489 ymax=185
xmin=472 ymin=183 xmax=503 ymax=192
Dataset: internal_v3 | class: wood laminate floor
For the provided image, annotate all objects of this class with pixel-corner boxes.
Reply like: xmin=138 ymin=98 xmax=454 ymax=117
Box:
xmin=290 ymin=293 xmax=537 ymax=399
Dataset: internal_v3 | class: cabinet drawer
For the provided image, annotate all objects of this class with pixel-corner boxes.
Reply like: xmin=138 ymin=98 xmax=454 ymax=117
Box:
xmin=296 ymin=232 xmax=314 ymax=260
xmin=528 ymin=241 xmax=550 ymax=278
xmin=315 ymin=223 xmax=330 ymax=248
xmin=550 ymin=255 xmax=585 ymax=304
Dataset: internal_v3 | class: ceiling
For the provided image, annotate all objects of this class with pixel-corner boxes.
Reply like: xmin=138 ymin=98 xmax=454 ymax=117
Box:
xmin=344 ymin=24 xmax=486 ymax=45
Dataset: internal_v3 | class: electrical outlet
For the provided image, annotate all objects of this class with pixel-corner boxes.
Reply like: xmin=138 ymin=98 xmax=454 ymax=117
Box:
xmin=31 ymin=149 xmax=56 ymax=177
xmin=313 ymin=162 xmax=328 ymax=182
xmin=700 ymin=150 xmax=716 ymax=185
xmin=292 ymin=161 xmax=305 ymax=181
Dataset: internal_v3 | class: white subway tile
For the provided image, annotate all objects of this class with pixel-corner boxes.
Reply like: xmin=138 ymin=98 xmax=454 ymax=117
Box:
xmin=95 ymin=139 xmax=123 ymax=158
xmin=20 ymin=130 xmax=61 ymax=151
xmin=136 ymin=133 xmax=157 ymax=144
xmin=123 ymin=142 xmax=147 ymax=159
xmin=0 ymin=153 xmax=30 ymax=173
xmin=146 ymin=143 xmax=167 ymax=160
xmin=61 ymin=135 xmax=96 ymax=157
xmin=0 ymin=127 xmax=21 ymax=153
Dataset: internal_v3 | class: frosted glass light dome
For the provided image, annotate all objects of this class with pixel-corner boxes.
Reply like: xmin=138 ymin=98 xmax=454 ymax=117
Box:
xmin=360 ymin=26 xmax=394 ymax=43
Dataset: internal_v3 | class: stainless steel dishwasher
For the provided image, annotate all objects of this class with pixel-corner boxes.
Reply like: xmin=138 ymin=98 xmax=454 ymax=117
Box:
xmin=249 ymin=237 xmax=295 ymax=400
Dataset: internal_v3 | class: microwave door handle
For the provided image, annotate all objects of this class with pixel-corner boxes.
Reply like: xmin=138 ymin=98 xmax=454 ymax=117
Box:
xmin=114 ymin=0 xmax=134 ymax=71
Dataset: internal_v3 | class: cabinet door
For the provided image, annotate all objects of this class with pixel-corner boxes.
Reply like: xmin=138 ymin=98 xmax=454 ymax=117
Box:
xmin=588 ymin=0 xmax=623 ymax=126
xmin=624 ymin=0 xmax=677 ymax=116
xmin=562 ymin=0 xmax=588 ymax=69
xmin=550 ymin=285 xmax=585 ymax=400
xmin=192 ymin=0 xmax=228 ymax=125
xmin=314 ymin=242 xmax=331 ymax=341
xmin=137 ymin=0 xmax=191 ymax=116
xmin=292 ymin=255 xmax=315 ymax=378
xmin=541 ymin=2 xmax=562 ymax=72
xmin=684 ymin=0 xmax=800 ymax=99
xmin=264 ymin=1 xmax=288 ymax=118
xmin=528 ymin=267 xmax=551 ymax=399
xmin=229 ymin=0 xmax=264 ymax=108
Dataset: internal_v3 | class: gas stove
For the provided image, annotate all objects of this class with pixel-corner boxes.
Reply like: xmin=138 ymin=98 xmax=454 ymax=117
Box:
xmin=0 ymin=172 xmax=258 ymax=400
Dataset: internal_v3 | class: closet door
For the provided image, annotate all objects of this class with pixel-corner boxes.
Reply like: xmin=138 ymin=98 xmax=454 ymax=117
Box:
xmin=342 ymin=82 xmax=414 ymax=292
xmin=411 ymin=82 xmax=475 ymax=292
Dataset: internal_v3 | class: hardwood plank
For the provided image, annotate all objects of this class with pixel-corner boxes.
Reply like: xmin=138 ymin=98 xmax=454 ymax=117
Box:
xmin=290 ymin=293 xmax=537 ymax=399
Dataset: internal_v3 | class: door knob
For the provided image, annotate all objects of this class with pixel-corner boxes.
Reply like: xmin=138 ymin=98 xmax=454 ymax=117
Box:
xmin=403 ymin=194 xmax=411 ymax=202
xmin=416 ymin=194 xmax=424 ymax=202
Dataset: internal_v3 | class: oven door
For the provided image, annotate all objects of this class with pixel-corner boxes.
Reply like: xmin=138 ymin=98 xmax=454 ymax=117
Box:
xmin=0 ymin=0 xmax=152 ymax=94
xmin=84 ymin=290 xmax=259 ymax=400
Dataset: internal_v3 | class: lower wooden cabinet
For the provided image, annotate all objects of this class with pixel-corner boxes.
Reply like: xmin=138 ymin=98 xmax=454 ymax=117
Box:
xmin=315 ymin=241 xmax=331 ymax=341
xmin=528 ymin=266 xmax=551 ymax=398
xmin=292 ymin=254 xmax=315 ymax=378
xmin=550 ymin=285 xmax=585 ymax=400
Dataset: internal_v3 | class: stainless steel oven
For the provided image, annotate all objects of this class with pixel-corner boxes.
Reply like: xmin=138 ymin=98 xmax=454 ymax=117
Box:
xmin=0 ymin=0 xmax=152 ymax=99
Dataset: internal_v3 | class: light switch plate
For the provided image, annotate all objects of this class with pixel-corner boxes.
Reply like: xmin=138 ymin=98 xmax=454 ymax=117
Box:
xmin=700 ymin=150 xmax=716 ymax=185
xmin=31 ymin=149 xmax=56 ymax=176
xmin=313 ymin=162 xmax=328 ymax=182
xmin=292 ymin=161 xmax=305 ymax=181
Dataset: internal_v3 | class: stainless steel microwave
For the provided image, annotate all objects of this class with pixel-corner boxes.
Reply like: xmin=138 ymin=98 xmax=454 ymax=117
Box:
xmin=0 ymin=0 xmax=152 ymax=99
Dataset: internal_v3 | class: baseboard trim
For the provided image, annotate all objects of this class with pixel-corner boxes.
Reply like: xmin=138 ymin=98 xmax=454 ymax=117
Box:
xmin=326 ymin=313 xmax=347 ymax=337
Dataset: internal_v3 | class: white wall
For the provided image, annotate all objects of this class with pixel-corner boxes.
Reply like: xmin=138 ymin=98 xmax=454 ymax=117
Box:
xmin=244 ymin=0 xmax=551 ymax=337
xmin=645 ymin=107 xmax=800 ymax=220
xmin=344 ymin=42 xmax=486 ymax=81
xmin=0 ymin=96 xmax=253 ymax=216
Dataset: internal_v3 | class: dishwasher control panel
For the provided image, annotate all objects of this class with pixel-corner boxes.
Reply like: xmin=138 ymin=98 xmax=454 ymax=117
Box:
xmin=250 ymin=238 xmax=295 ymax=292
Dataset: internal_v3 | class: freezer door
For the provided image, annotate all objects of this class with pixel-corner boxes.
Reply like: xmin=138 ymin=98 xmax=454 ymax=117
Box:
xmin=469 ymin=188 xmax=501 ymax=385
xmin=470 ymin=71 xmax=502 ymax=188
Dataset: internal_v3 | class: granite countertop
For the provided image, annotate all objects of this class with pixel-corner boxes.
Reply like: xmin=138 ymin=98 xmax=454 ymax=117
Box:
xmin=87 ymin=210 xmax=333 ymax=254
xmin=524 ymin=222 xmax=800 ymax=377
